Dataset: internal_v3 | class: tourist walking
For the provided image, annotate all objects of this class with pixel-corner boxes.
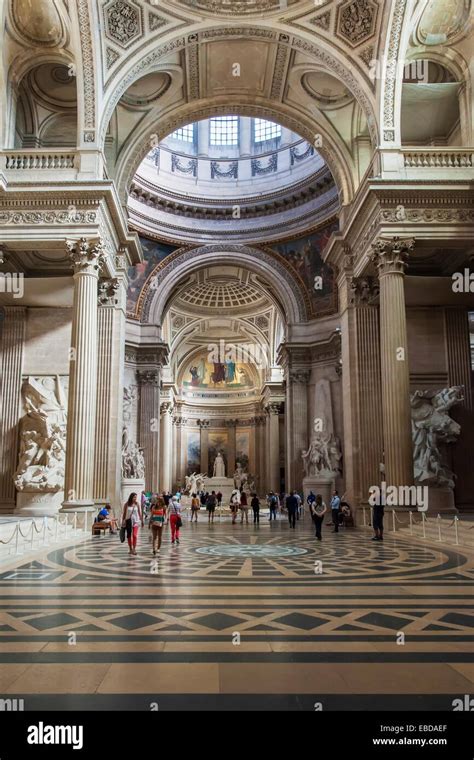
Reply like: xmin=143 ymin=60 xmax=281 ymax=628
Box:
xmin=169 ymin=496 xmax=182 ymax=544
xmin=372 ymin=489 xmax=385 ymax=541
xmin=307 ymin=491 xmax=316 ymax=512
xmin=267 ymin=491 xmax=278 ymax=521
xmin=286 ymin=491 xmax=298 ymax=529
xmin=207 ymin=490 xmax=217 ymax=523
xmin=251 ymin=493 xmax=260 ymax=524
xmin=295 ymin=491 xmax=302 ymax=519
xmin=230 ymin=489 xmax=240 ymax=524
xmin=190 ymin=492 xmax=200 ymax=522
xmin=310 ymin=494 xmax=327 ymax=541
xmin=330 ymin=490 xmax=341 ymax=533
xmin=121 ymin=492 xmax=144 ymax=557
xmin=149 ymin=495 xmax=167 ymax=555
xmin=240 ymin=490 xmax=249 ymax=524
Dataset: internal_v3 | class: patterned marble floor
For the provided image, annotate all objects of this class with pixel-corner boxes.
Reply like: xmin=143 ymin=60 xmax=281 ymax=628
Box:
xmin=0 ymin=517 xmax=473 ymax=710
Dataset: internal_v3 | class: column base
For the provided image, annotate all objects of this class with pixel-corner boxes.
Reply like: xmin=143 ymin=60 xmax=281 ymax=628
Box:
xmin=121 ymin=479 xmax=145 ymax=506
xmin=16 ymin=491 xmax=64 ymax=517
xmin=302 ymin=476 xmax=335 ymax=513
xmin=60 ymin=499 xmax=96 ymax=513
xmin=426 ymin=486 xmax=458 ymax=515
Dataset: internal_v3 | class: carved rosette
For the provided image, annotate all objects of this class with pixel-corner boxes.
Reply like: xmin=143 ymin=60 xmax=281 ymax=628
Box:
xmin=370 ymin=237 xmax=415 ymax=276
xmin=67 ymin=237 xmax=106 ymax=276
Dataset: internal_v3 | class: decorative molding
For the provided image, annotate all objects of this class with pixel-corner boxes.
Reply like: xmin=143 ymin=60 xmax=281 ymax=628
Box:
xmin=383 ymin=0 xmax=405 ymax=131
xmin=77 ymin=0 xmax=95 ymax=131
xmin=270 ymin=39 xmax=290 ymax=101
xmin=359 ymin=44 xmax=375 ymax=68
xmin=171 ymin=154 xmax=197 ymax=176
xmin=210 ymin=161 xmax=238 ymax=180
xmin=106 ymin=47 xmax=121 ymax=69
xmin=309 ymin=11 xmax=331 ymax=32
xmin=0 ymin=210 xmax=98 ymax=225
xmin=186 ymin=41 xmax=200 ymax=101
xmin=148 ymin=11 xmax=167 ymax=32
xmin=251 ymin=153 xmax=277 ymax=176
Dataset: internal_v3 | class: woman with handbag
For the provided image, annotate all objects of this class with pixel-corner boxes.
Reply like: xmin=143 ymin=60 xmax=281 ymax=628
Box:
xmin=169 ymin=496 xmax=182 ymax=545
xmin=149 ymin=495 xmax=167 ymax=555
xmin=121 ymin=492 xmax=144 ymax=557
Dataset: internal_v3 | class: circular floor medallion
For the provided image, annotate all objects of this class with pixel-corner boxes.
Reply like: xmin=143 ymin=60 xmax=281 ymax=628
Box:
xmin=195 ymin=543 xmax=308 ymax=558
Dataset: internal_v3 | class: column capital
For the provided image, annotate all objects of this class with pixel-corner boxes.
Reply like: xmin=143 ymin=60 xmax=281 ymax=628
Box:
xmin=370 ymin=237 xmax=415 ymax=276
xmin=224 ymin=418 xmax=238 ymax=428
xmin=173 ymin=416 xmax=187 ymax=427
xmin=266 ymin=402 xmax=282 ymax=415
xmin=66 ymin=237 xmax=106 ymax=276
xmin=350 ymin=275 xmax=380 ymax=305
xmin=160 ymin=401 xmax=173 ymax=416
xmin=288 ymin=368 xmax=310 ymax=384
xmin=137 ymin=368 xmax=160 ymax=386
xmin=197 ymin=419 xmax=210 ymax=428
xmin=98 ymin=277 xmax=119 ymax=307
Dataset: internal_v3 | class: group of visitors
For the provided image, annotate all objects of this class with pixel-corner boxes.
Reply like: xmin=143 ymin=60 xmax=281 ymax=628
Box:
xmin=306 ymin=490 xmax=353 ymax=540
xmin=120 ymin=491 xmax=183 ymax=557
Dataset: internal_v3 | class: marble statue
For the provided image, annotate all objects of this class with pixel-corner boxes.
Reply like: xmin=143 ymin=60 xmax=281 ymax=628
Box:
xmin=14 ymin=376 xmax=67 ymax=492
xmin=213 ymin=452 xmax=226 ymax=477
xmin=121 ymin=427 xmax=145 ymax=480
xmin=302 ymin=379 xmax=342 ymax=478
xmin=233 ymin=461 xmax=247 ymax=489
xmin=411 ymin=386 xmax=464 ymax=489
xmin=185 ymin=472 xmax=207 ymax=494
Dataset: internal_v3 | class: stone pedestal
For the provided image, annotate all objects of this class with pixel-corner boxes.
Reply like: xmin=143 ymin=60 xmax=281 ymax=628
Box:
xmin=121 ymin=479 xmax=145 ymax=507
xmin=206 ymin=477 xmax=235 ymax=504
xmin=15 ymin=491 xmax=64 ymax=517
xmin=302 ymin=476 xmax=335 ymax=512
xmin=426 ymin=486 xmax=457 ymax=515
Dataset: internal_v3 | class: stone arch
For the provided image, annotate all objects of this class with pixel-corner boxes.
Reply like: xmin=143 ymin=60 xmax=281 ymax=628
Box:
xmin=115 ymin=98 xmax=354 ymax=207
xmin=137 ymin=244 xmax=311 ymax=326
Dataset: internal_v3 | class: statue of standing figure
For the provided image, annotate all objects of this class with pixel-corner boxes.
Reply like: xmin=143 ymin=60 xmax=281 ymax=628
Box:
xmin=213 ymin=452 xmax=226 ymax=477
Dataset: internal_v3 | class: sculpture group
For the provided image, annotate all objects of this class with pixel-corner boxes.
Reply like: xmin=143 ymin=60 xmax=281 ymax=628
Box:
xmin=121 ymin=427 xmax=145 ymax=480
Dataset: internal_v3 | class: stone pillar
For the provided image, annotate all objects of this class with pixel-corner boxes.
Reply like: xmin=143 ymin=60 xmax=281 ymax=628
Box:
xmin=198 ymin=420 xmax=210 ymax=476
xmin=137 ymin=369 xmax=160 ymax=492
xmin=172 ymin=415 xmax=187 ymax=489
xmin=159 ymin=402 xmax=173 ymax=492
xmin=93 ymin=275 xmax=126 ymax=506
xmin=249 ymin=418 xmax=256 ymax=478
xmin=226 ymin=419 xmax=237 ymax=474
xmin=258 ymin=415 xmax=267 ymax=494
xmin=371 ymin=237 xmax=415 ymax=489
xmin=266 ymin=403 xmax=281 ymax=493
xmin=285 ymin=369 xmax=310 ymax=491
xmin=62 ymin=238 xmax=104 ymax=511
xmin=0 ymin=307 xmax=25 ymax=513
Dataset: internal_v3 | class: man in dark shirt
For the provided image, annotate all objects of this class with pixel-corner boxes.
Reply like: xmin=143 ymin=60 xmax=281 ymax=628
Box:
xmin=251 ymin=493 xmax=260 ymax=524
xmin=286 ymin=491 xmax=298 ymax=529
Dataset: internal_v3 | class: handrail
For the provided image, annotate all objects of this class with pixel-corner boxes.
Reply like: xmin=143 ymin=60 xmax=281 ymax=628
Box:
xmin=0 ymin=511 xmax=87 ymax=558
xmin=361 ymin=507 xmax=473 ymax=549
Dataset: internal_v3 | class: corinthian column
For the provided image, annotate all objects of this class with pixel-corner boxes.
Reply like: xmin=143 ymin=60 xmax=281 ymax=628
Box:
xmin=137 ymin=369 xmax=160 ymax=492
xmin=62 ymin=238 xmax=104 ymax=510
xmin=266 ymin=403 xmax=281 ymax=493
xmin=159 ymin=402 xmax=173 ymax=492
xmin=371 ymin=237 xmax=415 ymax=489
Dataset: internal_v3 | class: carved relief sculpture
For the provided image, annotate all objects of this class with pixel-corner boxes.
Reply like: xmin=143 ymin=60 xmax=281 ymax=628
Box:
xmin=411 ymin=386 xmax=464 ymax=489
xmin=121 ymin=426 xmax=145 ymax=480
xmin=14 ymin=376 xmax=67 ymax=492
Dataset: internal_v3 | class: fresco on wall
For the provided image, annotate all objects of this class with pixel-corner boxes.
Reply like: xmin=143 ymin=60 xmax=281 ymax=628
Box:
xmin=187 ymin=429 xmax=201 ymax=475
xmin=126 ymin=237 xmax=176 ymax=317
xmin=236 ymin=429 xmax=250 ymax=472
xmin=272 ymin=221 xmax=338 ymax=316
xmin=208 ymin=431 xmax=228 ymax=478
xmin=182 ymin=352 xmax=254 ymax=390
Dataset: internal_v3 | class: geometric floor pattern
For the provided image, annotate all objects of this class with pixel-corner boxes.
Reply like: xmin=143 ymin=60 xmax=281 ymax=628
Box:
xmin=1 ymin=517 xmax=473 ymax=710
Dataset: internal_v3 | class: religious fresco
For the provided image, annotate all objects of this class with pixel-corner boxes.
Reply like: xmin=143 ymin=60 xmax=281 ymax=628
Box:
xmin=126 ymin=237 xmax=176 ymax=316
xmin=187 ymin=429 xmax=201 ymax=475
xmin=182 ymin=353 xmax=255 ymax=390
xmin=208 ymin=431 xmax=228 ymax=478
xmin=271 ymin=221 xmax=339 ymax=316
xmin=235 ymin=429 xmax=250 ymax=472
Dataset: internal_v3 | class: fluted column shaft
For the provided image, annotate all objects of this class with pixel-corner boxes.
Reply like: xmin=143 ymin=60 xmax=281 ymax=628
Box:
xmin=159 ymin=403 xmax=173 ymax=492
xmin=199 ymin=422 xmax=209 ymax=476
xmin=138 ymin=370 xmax=160 ymax=492
xmin=286 ymin=370 xmax=310 ymax=491
xmin=94 ymin=276 xmax=126 ymax=505
xmin=0 ymin=307 xmax=26 ymax=512
xmin=63 ymin=238 xmax=104 ymax=508
xmin=227 ymin=420 xmax=237 ymax=473
xmin=372 ymin=238 xmax=414 ymax=489
xmin=267 ymin=404 xmax=281 ymax=493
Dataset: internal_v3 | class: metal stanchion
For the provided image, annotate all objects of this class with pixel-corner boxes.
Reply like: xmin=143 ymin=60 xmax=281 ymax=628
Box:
xmin=409 ymin=511 xmax=413 ymax=535
xmin=392 ymin=509 xmax=396 ymax=533
xmin=437 ymin=513 xmax=442 ymax=542
xmin=362 ymin=507 xmax=367 ymax=527
xmin=85 ymin=511 xmax=88 ymax=533
xmin=454 ymin=516 xmax=459 ymax=546
xmin=15 ymin=523 xmax=20 ymax=555
xmin=73 ymin=512 xmax=77 ymax=532
xmin=30 ymin=521 xmax=35 ymax=550
xmin=422 ymin=512 xmax=426 ymax=539
xmin=369 ymin=507 xmax=373 ymax=528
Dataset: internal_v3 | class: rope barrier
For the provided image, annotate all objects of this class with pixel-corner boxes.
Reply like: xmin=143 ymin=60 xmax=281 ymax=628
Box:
xmin=0 ymin=525 xmax=19 ymax=545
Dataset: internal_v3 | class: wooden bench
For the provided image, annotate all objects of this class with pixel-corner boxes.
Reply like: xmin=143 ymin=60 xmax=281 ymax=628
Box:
xmin=92 ymin=521 xmax=110 ymax=536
